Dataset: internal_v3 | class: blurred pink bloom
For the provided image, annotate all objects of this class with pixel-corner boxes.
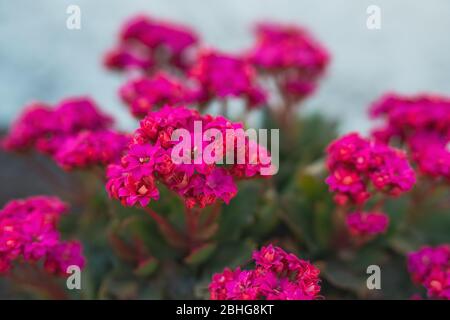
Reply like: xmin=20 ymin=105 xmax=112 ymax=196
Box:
xmin=44 ymin=241 xmax=85 ymax=276
xmin=189 ymin=49 xmax=267 ymax=109
xmin=2 ymin=97 xmax=112 ymax=155
xmin=54 ymin=130 xmax=129 ymax=171
xmin=248 ymin=22 xmax=330 ymax=103
xmin=103 ymin=45 xmax=154 ymax=71
xmin=2 ymin=97 xmax=128 ymax=173
xmin=408 ymin=245 xmax=450 ymax=300
xmin=346 ymin=211 xmax=389 ymax=236
xmin=104 ymin=15 xmax=199 ymax=72
xmin=119 ymin=72 xmax=198 ymax=117
xmin=371 ymin=93 xmax=450 ymax=181
xmin=407 ymin=133 xmax=450 ymax=179
xmin=1 ymin=103 xmax=54 ymax=151
xmin=0 ymin=196 xmax=85 ymax=276
xmin=370 ymin=93 xmax=450 ymax=142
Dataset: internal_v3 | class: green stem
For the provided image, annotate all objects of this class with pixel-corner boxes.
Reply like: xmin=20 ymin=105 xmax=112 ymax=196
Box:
xmin=143 ymin=206 xmax=186 ymax=249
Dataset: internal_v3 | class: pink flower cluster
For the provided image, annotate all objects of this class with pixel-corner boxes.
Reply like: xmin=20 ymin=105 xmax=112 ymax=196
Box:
xmin=189 ymin=49 xmax=267 ymax=109
xmin=325 ymin=133 xmax=416 ymax=205
xmin=2 ymin=97 xmax=111 ymax=153
xmin=0 ymin=196 xmax=85 ymax=275
xmin=371 ymin=93 xmax=450 ymax=180
xmin=119 ymin=72 xmax=198 ymax=117
xmin=371 ymin=93 xmax=450 ymax=141
xmin=407 ymin=244 xmax=450 ymax=299
xmin=106 ymin=105 xmax=271 ymax=208
xmin=104 ymin=15 xmax=198 ymax=72
xmin=248 ymin=22 xmax=330 ymax=102
xmin=209 ymin=245 xmax=321 ymax=300
xmin=54 ymin=130 xmax=129 ymax=171
xmin=2 ymin=97 xmax=128 ymax=171
xmin=346 ymin=211 xmax=389 ymax=237
xmin=408 ymin=133 xmax=450 ymax=180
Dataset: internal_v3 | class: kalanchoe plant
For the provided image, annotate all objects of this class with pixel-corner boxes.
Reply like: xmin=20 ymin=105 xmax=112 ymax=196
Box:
xmin=0 ymin=196 xmax=84 ymax=275
xmin=1 ymin=97 xmax=127 ymax=172
xmin=209 ymin=245 xmax=321 ymax=300
xmin=104 ymin=15 xmax=199 ymax=73
xmin=370 ymin=93 xmax=450 ymax=182
xmin=407 ymin=245 xmax=450 ymax=299
xmin=119 ymin=71 xmax=199 ymax=118
xmin=346 ymin=211 xmax=389 ymax=238
xmin=188 ymin=49 xmax=267 ymax=113
xmin=247 ymin=22 xmax=330 ymax=126
xmin=324 ymin=132 xmax=416 ymax=242
xmin=325 ymin=132 xmax=416 ymax=206
xmin=106 ymin=105 xmax=272 ymax=251
xmin=54 ymin=130 xmax=129 ymax=171
xmin=1 ymin=12 xmax=450 ymax=301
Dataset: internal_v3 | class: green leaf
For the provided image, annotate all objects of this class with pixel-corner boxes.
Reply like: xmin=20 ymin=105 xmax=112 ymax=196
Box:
xmin=321 ymin=260 xmax=367 ymax=296
xmin=98 ymin=272 xmax=139 ymax=299
xmin=217 ymin=181 xmax=260 ymax=241
xmin=134 ymin=258 xmax=159 ymax=277
xmin=184 ymin=243 xmax=217 ymax=266
xmin=205 ymin=240 xmax=256 ymax=273
xmin=120 ymin=215 xmax=179 ymax=260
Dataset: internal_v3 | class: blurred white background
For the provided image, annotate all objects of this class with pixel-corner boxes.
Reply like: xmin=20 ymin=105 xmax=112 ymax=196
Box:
xmin=1 ymin=0 xmax=450 ymax=133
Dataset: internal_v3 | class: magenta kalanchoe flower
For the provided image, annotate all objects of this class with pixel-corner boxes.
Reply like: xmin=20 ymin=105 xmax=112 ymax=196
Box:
xmin=0 ymin=196 xmax=85 ymax=275
xmin=104 ymin=46 xmax=155 ymax=72
xmin=2 ymin=97 xmax=112 ymax=155
xmin=1 ymin=103 xmax=55 ymax=152
xmin=54 ymin=98 xmax=113 ymax=134
xmin=408 ymin=133 xmax=450 ymax=180
xmin=209 ymin=245 xmax=321 ymax=300
xmin=248 ymin=22 xmax=330 ymax=103
xmin=106 ymin=105 xmax=271 ymax=209
xmin=104 ymin=15 xmax=199 ymax=72
xmin=2 ymin=97 xmax=128 ymax=171
xmin=119 ymin=72 xmax=198 ymax=117
xmin=54 ymin=130 xmax=129 ymax=171
xmin=346 ymin=211 xmax=389 ymax=237
xmin=325 ymin=133 xmax=416 ymax=206
xmin=189 ymin=49 xmax=267 ymax=109
xmin=44 ymin=241 xmax=85 ymax=276
xmin=371 ymin=93 xmax=450 ymax=181
xmin=370 ymin=93 xmax=450 ymax=142
xmin=407 ymin=244 xmax=450 ymax=300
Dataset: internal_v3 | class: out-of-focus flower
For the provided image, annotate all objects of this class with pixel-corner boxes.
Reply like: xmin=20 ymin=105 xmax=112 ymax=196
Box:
xmin=104 ymin=15 xmax=199 ymax=72
xmin=371 ymin=93 xmax=450 ymax=181
xmin=106 ymin=105 xmax=271 ymax=209
xmin=2 ymin=97 xmax=112 ymax=155
xmin=209 ymin=244 xmax=321 ymax=300
xmin=44 ymin=241 xmax=85 ymax=276
xmin=119 ymin=72 xmax=198 ymax=117
xmin=325 ymin=133 xmax=416 ymax=205
xmin=408 ymin=133 xmax=450 ymax=180
xmin=54 ymin=130 xmax=129 ymax=171
xmin=104 ymin=45 xmax=154 ymax=71
xmin=248 ymin=22 xmax=330 ymax=103
xmin=1 ymin=97 xmax=127 ymax=172
xmin=346 ymin=211 xmax=389 ymax=237
xmin=0 ymin=103 xmax=54 ymax=152
xmin=54 ymin=98 xmax=112 ymax=134
xmin=408 ymin=245 xmax=450 ymax=300
xmin=370 ymin=93 xmax=450 ymax=142
xmin=0 ymin=196 xmax=85 ymax=276
xmin=189 ymin=49 xmax=267 ymax=109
